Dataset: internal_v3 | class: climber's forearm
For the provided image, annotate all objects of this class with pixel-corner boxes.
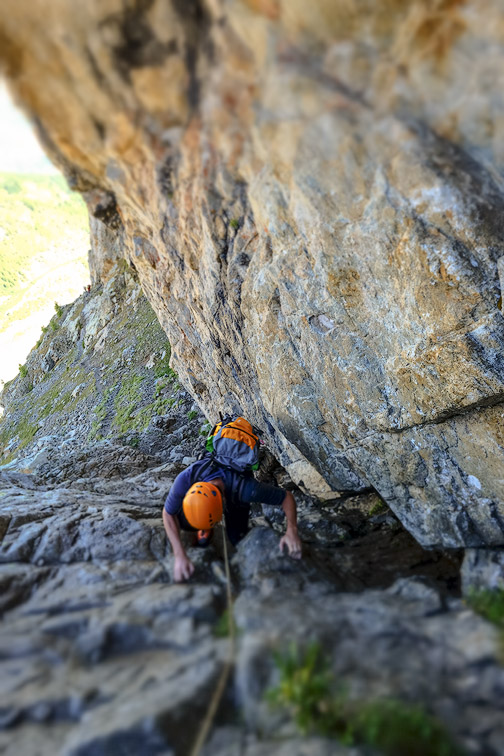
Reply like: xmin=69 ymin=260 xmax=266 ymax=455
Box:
xmin=282 ymin=491 xmax=298 ymax=533
xmin=163 ymin=509 xmax=187 ymax=558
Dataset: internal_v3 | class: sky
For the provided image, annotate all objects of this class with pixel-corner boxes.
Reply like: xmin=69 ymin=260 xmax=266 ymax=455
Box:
xmin=0 ymin=81 xmax=56 ymax=174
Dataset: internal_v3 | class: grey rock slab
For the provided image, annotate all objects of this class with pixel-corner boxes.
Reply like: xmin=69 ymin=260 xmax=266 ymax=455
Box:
xmin=202 ymin=728 xmax=367 ymax=756
xmin=0 ymin=724 xmax=74 ymax=756
xmin=233 ymin=577 xmax=504 ymax=746
xmin=244 ymin=741 xmax=367 ymax=756
xmin=60 ymin=647 xmax=223 ymax=756
xmin=461 ymin=547 xmax=504 ymax=594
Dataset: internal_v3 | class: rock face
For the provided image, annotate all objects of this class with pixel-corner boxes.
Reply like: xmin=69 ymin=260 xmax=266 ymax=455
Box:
xmin=1 ymin=1 xmax=504 ymax=547
xmin=0 ymin=264 xmax=204 ymax=468
xmin=1 ymin=267 xmax=503 ymax=755
xmin=1 ymin=462 xmax=503 ymax=755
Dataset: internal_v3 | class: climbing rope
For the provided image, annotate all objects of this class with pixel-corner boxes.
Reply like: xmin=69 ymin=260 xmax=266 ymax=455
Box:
xmin=189 ymin=515 xmax=236 ymax=756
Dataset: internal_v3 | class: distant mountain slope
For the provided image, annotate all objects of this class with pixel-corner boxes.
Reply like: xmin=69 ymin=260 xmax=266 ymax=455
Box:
xmin=0 ymin=172 xmax=90 ymax=383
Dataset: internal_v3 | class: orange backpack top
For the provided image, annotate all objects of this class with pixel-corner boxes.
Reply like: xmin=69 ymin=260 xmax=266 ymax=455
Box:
xmin=205 ymin=416 xmax=261 ymax=472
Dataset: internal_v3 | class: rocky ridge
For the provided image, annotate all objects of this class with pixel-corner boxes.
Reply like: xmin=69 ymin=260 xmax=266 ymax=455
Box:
xmin=0 ymin=261 xmax=204 ymax=468
xmin=1 ymin=270 xmax=504 ymax=755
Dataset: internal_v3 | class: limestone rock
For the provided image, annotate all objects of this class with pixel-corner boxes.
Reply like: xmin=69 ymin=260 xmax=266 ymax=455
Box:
xmin=1 ymin=2 xmax=504 ymax=548
xmin=461 ymin=548 xmax=504 ymax=594
xmin=233 ymin=530 xmax=504 ymax=755
xmin=0 ymin=269 xmax=502 ymax=753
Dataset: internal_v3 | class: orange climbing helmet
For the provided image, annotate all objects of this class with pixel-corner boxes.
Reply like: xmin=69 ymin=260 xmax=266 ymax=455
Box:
xmin=182 ymin=481 xmax=223 ymax=529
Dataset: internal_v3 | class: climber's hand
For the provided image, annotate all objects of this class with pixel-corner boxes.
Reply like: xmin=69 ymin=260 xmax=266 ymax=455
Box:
xmin=279 ymin=529 xmax=302 ymax=560
xmin=173 ymin=554 xmax=195 ymax=582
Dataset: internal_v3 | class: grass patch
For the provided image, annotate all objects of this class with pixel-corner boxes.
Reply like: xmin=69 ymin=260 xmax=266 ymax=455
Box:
xmin=349 ymin=698 xmax=461 ymax=756
xmin=54 ymin=301 xmax=63 ymax=318
xmin=466 ymin=588 xmax=504 ymax=627
xmin=89 ymin=389 xmax=111 ymax=440
xmin=154 ymin=357 xmax=175 ymax=379
xmin=112 ymin=376 xmax=146 ymax=433
xmin=155 ymin=373 xmax=176 ymax=396
xmin=187 ymin=410 xmax=198 ymax=421
xmin=267 ymin=642 xmax=462 ymax=756
xmin=38 ymin=374 xmax=83 ymax=420
xmin=13 ymin=417 xmax=39 ymax=452
xmin=18 ymin=363 xmax=28 ymax=378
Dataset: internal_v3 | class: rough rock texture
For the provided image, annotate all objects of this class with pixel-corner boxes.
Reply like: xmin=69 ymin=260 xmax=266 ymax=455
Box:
xmin=232 ymin=530 xmax=504 ymax=755
xmin=1 ymin=269 xmax=503 ymax=755
xmin=0 ymin=263 xmax=205 ymax=468
xmin=1 ymin=1 xmax=504 ymax=548
xmin=462 ymin=547 xmax=504 ymax=593
xmin=0 ymin=464 xmax=503 ymax=755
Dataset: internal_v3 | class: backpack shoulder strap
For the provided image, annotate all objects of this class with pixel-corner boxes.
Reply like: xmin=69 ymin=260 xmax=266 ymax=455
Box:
xmin=189 ymin=456 xmax=219 ymax=484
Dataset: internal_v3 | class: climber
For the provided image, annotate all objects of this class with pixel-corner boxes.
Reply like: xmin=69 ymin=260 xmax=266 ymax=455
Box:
xmin=162 ymin=456 xmax=302 ymax=583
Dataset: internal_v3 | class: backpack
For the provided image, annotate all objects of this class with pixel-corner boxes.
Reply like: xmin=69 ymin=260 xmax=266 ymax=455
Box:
xmin=205 ymin=416 xmax=261 ymax=473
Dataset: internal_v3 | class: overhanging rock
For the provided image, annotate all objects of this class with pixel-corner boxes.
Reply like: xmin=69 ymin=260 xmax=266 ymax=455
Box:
xmin=1 ymin=0 xmax=504 ymax=547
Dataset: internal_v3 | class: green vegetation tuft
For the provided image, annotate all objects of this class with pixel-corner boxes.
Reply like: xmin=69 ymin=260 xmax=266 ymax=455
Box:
xmin=229 ymin=218 xmax=239 ymax=229
xmin=267 ymin=642 xmax=462 ymax=756
xmin=54 ymin=302 xmax=63 ymax=318
xmin=154 ymin=351 xmax=174 ymax=379
xmin=466 ymin=588 xmax=504 ymax=627
xmin=18 ymin=363 xmax=28 ymax=378
xmin=267 ymin=642 xmax=336 ymax=736
xmin=213 ymin=609 xmax=236 ymax=639
xmin=369 ymin=497 xmax=387 ymax=517
xmin=112 ymin=376 xmax=148 ymax=434
xmin=155 ymin=374 xmax=175 ymax=396
xmin=187 ymin=410 xmax=198 ymax=421
xmin=11 ymin=417 xmax=39 ymax=453
xmin=89 ymin=389 xmax=112 ymax=441
xmin=200 ymin=421 xmax=213 ymax=436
